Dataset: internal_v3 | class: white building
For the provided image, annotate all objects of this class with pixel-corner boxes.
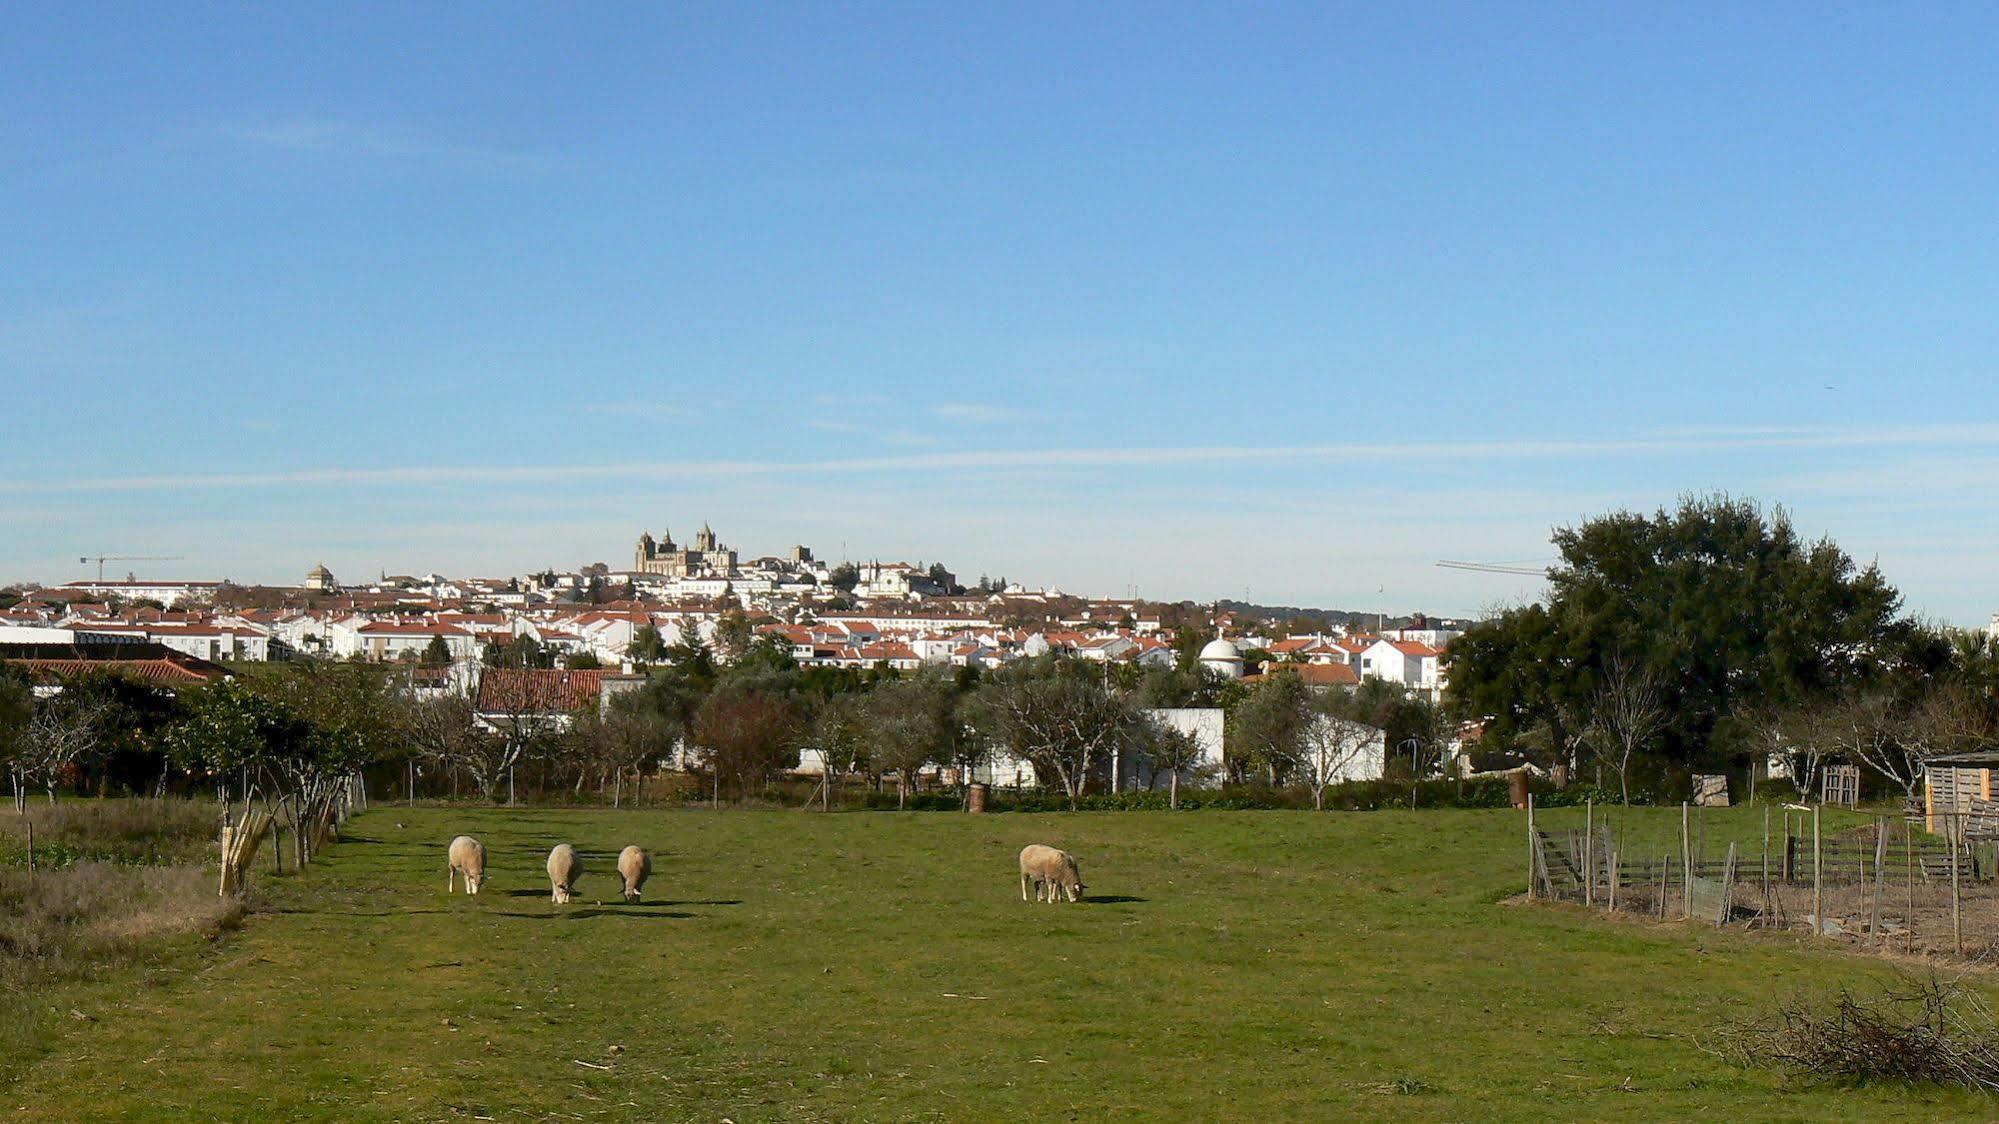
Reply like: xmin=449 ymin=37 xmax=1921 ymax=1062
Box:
xmin=1123 ymin=707 xmax=1227 ymax=791
xmin=1358 ymin=638 xmax=1444 ymax=699
xmin=1198 ymin=636 xmax=1245 ymax=679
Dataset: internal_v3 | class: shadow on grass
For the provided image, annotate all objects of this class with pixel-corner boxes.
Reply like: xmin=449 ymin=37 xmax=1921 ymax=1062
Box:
xmin=491 ymin=909 xmax=694 ymax=920
xmin=658 ymin=899 xmax=743 ymax=907
xmin=274 ymin=907 xmax=454 ymax=917
xmin=1084 ymin=895 xmax=1147 ymax=904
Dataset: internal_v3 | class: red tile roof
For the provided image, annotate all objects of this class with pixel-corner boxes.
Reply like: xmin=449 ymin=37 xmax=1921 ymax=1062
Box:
xmin=4 ymin=658 xmax=218 ymax=686
xmin=476 ymin=668 xmax=613 ymax=714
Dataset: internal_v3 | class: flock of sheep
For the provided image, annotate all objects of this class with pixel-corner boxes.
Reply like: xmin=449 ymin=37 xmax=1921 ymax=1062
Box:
xmin=443 ymin=834 xmax=1085 ymax=905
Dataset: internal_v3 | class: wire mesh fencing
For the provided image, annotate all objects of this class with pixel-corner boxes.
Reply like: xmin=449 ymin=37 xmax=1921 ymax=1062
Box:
xmin=1526 ymin=798 xmax=1996 ymax=959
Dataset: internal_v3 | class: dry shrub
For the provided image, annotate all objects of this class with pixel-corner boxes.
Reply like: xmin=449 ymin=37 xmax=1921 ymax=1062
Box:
xmin=0 ymin=863 xmax=243 ymax=986
xmin=0 ymin=799 xmax=220 ymax=866
xmin=1721 ymin=974 xmax=1999 ymax=1090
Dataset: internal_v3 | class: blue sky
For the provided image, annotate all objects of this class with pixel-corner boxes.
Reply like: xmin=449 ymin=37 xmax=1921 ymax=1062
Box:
xmin=4 ymin=5 xmax=1998 ymax=623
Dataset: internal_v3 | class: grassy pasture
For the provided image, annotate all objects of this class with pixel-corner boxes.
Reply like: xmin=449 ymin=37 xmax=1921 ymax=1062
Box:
xmin=0 ymin=804 xmax=1985 ymax=1120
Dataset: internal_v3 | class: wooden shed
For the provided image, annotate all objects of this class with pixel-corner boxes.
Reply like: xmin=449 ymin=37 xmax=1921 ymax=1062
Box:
xmin=1924 ymin=751 xmax=1999 ymax=834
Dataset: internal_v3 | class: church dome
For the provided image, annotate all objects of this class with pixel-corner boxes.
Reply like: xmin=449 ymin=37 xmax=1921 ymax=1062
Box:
xmin=1198 ymin=636 xmax=1244 ymax=678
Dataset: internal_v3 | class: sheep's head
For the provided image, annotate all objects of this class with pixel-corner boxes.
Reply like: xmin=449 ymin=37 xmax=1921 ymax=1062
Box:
xmin=622 ymin=883 xmax=642 ymax=903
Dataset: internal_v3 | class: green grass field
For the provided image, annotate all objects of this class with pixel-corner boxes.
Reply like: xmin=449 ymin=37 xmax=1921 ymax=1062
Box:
xmin=1 ymin=805 xmax=1987 ymax=1120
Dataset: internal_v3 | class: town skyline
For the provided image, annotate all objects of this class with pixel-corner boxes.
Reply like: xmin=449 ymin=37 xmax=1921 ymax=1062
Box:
xmin=8 ymin=8 xmax=1999 ymax=625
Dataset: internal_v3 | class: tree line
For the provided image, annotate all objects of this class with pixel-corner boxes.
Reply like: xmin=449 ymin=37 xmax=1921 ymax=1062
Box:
xmin=1447 ymin=495 xmax=1994 ymax=804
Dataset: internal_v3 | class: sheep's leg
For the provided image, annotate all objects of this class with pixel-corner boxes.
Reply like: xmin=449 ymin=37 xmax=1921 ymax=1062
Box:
xmin=448 ymin=866 xmax=457 ymax=894
xmin=1020 ymin=872 xmax=1029 ymax=902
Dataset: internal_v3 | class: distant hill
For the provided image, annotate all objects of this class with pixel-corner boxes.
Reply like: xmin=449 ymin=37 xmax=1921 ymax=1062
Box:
xmin=1212 ymin=599 xmax=1479 ymax=632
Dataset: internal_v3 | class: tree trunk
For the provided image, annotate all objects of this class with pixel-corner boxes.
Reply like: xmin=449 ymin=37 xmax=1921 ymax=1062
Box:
xmin=1169 ymin=770 xmax=1179 ymax=811
xmin=1313 ymin=781 xmax=1323 ymax=811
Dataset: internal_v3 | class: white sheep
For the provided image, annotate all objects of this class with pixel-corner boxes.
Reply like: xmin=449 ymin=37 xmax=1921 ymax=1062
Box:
xmin=1018 ymin=844 xmax=1085 ymax=903
xmin=616 ymin=846 xmax=652 ymax=902
xmin=447 ymin=835 xmax=486 ymax=895
xmin=547 ymin=843 xmax=583 ymax=904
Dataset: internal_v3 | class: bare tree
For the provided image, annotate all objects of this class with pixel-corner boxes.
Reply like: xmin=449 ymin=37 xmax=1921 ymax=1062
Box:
xmin=692 ymin=682 xmax=808 ymax=803
xmin=1585 ymin=657 xmax=1666 ymax=806
xmin=21 ymin=693 xmax=109 ymax=803
xmin=810 ymin=695 xmax=871 ymax=810
xmin=969 ymin=660 xmax=1143 ymax=810
xmin=1224 ymin=671 xmax=1311 ymax=785
xmin=467 ymin=670 xmax=587 ymax=802
xmin=1737 ymin=701 xmax=1829 ymax=801
xmin=1822 ymin=689 xmax=1911 ymax=799
xmin=859 ymin=675 xmax=958 ymax=810
xmin=1135 ymin=717 xmax=1207 ymax=810
xmin=1899 ymin=682 xmax=1989 ymax=792
xmin=1299 ymin=692 xmax=1382 ymax=810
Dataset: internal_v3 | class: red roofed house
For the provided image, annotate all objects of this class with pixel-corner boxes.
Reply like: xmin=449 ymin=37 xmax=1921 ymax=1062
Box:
xmin=1358 ymin=638 xmax=1445 ymax=699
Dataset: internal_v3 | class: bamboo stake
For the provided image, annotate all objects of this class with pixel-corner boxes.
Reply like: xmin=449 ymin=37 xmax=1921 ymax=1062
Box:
xmin=219 ymin=822 xmax=236 ymax=897
xmin=1608 ymin=848 xmax=1619 ymax=912
xmin=1657 ymin=851 xmax=1667 ymax=918
xmin=24 ymin=821 xmax=34 ymax=878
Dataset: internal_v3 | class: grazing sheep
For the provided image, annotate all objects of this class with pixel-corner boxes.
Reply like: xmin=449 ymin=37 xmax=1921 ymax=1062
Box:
xmin=616 ymin=846 xmax=652 ymax=903
xmin=447 ymin=835 xmax=486 ymax=895
xmin=1018 ymin=844 xmax=1085 ymax=903
xmin=547 ymin=843 xmax=583 ymax=904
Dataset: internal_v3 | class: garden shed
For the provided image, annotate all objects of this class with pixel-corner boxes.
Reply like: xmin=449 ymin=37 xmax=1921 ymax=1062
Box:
xmin=1924 ymin=751 xmax=1999 ymax=834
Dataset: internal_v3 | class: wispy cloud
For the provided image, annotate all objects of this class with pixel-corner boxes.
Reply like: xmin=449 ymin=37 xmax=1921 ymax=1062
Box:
xmin=811 ymin=419 xmax=937 ymax=446
xmin=13 ymin=421 xmax=1999 ymax=497
xmin=932 ymin=403 xmax=1028 ymax=422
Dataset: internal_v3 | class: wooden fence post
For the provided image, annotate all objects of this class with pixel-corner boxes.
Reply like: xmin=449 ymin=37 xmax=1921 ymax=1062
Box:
xmin=1525 ymin=794 xmax=1537 ymax=900
xmin=1871 ymin=815 xmax=1887 ymax=948
xmin=24 ymin=821 xmax=33 ymax=878
xmin=1608 ymin=847 xmax=1618 ymax=913
xmin=1812 ymin=805 xmax=1823 ymax=937
xmin=1584 ymin=798 xmax=1595 ymax=907
xmin=1681 ymin=802 xmax=1693 ymax=921
xmin=1952 ymin=814 xmax=1963 ymax=955
xmin=1761 ymin=804 xmax=1771 ymax=924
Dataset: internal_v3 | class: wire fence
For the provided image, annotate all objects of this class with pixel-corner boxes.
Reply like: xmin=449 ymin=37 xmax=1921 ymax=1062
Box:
xmin=1527 ymin=797 xmax=1997 ymax=959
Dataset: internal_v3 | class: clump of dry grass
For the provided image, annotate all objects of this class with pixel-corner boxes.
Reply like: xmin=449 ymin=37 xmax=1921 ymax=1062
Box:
xmin=1719 ymin=973 xmax=1999 ymax=1090
xmin=0 ymin=799 xmax=220 ymax=866
xmin=0 ymin=862 xmax=243 ymax=986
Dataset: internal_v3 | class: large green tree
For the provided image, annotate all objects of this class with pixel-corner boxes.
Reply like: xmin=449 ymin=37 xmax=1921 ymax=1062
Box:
xmin=1449 ymin=496 xmax=1915 ymax=778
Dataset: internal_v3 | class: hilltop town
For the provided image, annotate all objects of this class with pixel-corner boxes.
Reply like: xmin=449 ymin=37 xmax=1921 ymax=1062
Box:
xmin=0 ymin=520 xmax=1461 ymax=697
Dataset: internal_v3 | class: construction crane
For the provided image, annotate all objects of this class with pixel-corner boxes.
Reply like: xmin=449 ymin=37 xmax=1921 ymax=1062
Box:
xmin=78 ymin=554 xmax=184 ymax=582
xmin=1435 ymin=559 xmax=1549 ymax=577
